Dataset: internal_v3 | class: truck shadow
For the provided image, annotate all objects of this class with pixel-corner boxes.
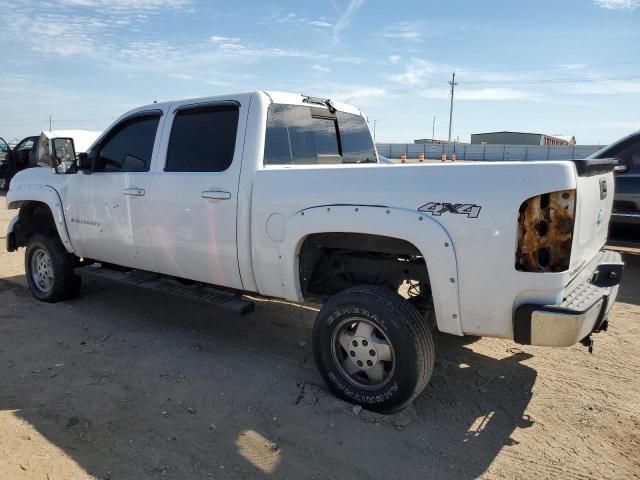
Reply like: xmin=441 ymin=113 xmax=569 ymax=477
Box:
xmin=0 ymin=276 xmax=536 ymax=479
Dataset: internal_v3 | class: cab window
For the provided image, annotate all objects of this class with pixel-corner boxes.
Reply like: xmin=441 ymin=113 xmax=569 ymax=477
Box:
xmin=94 ymin=115 xmax=160 ymax=173
xmin=165 ymin=103 xmax=239 ymax=172
xmin=264 ymin=104 xmax=376 ymax=165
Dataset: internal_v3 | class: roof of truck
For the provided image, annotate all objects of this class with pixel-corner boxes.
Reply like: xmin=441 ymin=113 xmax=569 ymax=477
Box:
xmin=262 ymin=91 xmax=362 ymax=116
xmin=135 ymin=91 xmax=362 ymax=117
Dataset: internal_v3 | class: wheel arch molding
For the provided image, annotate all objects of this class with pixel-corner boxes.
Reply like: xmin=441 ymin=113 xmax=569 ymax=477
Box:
xmin=281 ymin=205 xmax=463 ymax=336
xmin=6 ymin=184 xmax=75 ymax=254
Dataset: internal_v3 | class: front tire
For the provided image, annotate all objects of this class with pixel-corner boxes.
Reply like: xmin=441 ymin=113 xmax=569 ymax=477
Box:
xmin=313 ymin=285 xmax=435 ymax=413
xmin=25 ymin=234 xmax=81 ymax=302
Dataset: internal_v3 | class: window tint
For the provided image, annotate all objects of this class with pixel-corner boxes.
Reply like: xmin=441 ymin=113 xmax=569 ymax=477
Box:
xmin=95 ymin=115 xmax=159 ymax=172
xmin=264 ymin=104 xmax=375 ymax=165
xmin=336 ymin=111 xmax=376 ymax=163
xmin=166 ymin=104 xmax=239 ymax=172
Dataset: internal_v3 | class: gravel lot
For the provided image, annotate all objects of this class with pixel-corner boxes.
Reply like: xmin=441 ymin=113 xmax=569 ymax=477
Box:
xmin=0 ymin=192 xmax=639 ymax=480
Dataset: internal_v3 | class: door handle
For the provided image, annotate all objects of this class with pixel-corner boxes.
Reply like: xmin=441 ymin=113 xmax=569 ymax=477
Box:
xmin=202 ymin=191 xmax=232 ymax=200
xmin=121 ymin=187 xmax=145 ymax=196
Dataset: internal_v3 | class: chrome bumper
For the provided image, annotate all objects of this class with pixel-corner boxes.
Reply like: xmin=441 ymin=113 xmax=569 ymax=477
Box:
xmin=514 ymin=250 xmax=623 ymax=347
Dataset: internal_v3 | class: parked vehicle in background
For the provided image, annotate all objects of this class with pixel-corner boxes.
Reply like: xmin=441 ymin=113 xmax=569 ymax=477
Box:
xmin=588 ymin=131 xmax=640 ymax=227
xmin=0 ymin=137 xmax=11 ymax=190
xmin=4 ymin=92 xmax=623 ymax=412
xmin=0 ymin=131 xmax=100 ymax=191
xmin=0 ymin=136 xmax=38 ymax=191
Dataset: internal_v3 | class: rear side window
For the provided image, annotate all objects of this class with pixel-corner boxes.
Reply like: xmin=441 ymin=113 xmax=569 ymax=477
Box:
xmin=166 ymin=104 xmax=239 ymax=172
xmin=95 ymin=115 xmax=160 ymax=172
xmin=264 ymin=104 xmax=375 ymax=165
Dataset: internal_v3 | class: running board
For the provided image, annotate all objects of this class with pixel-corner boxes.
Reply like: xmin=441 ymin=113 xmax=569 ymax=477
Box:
xmin=74 ymin=265 xmax=255 ymax=315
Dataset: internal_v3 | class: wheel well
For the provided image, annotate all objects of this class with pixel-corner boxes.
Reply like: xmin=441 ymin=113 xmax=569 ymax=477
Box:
xmin=299 ymin=232 xmax=431 ymax=305
xmin=13 ymin=201 xmax=58 ymax=248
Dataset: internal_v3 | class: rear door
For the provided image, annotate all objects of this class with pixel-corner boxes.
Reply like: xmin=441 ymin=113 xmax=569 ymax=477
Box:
xmin=146 ymin=96 xmax=250 ymax=289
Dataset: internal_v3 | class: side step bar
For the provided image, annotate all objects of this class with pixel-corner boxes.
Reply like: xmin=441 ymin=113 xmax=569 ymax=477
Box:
xmin=74 ymin=265 xmax=255 ymax=315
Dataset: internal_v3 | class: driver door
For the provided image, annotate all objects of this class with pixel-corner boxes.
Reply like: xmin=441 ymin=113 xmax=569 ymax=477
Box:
xmin=65 ymin=110 xmax=165 ymax=270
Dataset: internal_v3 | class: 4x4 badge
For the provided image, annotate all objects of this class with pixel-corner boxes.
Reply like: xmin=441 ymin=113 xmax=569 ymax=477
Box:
xmin=418 ymin=202 xmax=482 ymax=218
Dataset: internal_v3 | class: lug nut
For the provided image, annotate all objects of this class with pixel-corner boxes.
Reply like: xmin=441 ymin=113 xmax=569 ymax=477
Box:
xmin=369 ymin=349 xmax=376 ymax=356
xmin=350 ymin=351 xmax=355 ymax=357
xmin=362 ymin=339 xmax=368 ymax=346
xmin=366 ymin=360 xmax=373 ymax=367
xmin=357 ymin=360 xmax=363 ymax=367
xmin=352 ymin=340 xmax=358 ymax=347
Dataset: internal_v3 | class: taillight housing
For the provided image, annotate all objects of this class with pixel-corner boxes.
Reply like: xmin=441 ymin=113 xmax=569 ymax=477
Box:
xmin=516 ymin=189 xmax=576 ymax=272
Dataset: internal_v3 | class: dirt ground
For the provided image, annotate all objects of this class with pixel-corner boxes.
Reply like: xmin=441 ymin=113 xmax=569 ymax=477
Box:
xmin=0 ymin=193 xmax=639 ymax=480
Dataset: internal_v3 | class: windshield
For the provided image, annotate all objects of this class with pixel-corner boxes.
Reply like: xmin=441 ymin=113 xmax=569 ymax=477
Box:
xmin=264 ymin=104 xmax=376 ymax=165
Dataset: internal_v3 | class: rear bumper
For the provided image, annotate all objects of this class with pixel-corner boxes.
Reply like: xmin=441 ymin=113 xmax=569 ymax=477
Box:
xmin=514 ymin=250 xmax=623 ymax=347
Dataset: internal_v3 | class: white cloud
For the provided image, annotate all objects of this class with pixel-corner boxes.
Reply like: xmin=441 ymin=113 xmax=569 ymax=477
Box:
xmin=594 ymin=0 xmax=640 ymax=9
xmin=312 ymin=65 xmax=332 ymax=74
xmin=338 ymin=86 xmax=386 ymax=102
xmin=388 ymin=55 xmax=402 ymax=64
xmin=169 ymin=73 xmax=193 ymax=81
xmin=389 ymin=59 xmax=441 ymax=85
xmin=57 ymin=0 xmax=191 ymax=13
xmin=382 ymin=21 xmax=425 ymax=42
xmin=455 ymin=87 xmax=543 ymax=101
xmin=332 ymin=0 xmax=366 ymax=45
xmin=310 ymin=20 xmax=332 ymax=28
xmin=276 ymin=12 xmax=332 ymax=29
xmin=568 ymin=79 xmax=640 ymax=94
xmin=209 ymin=35 xmax=241 ymax=43
xmin=559 ymin=63 xmax=588 ymax=70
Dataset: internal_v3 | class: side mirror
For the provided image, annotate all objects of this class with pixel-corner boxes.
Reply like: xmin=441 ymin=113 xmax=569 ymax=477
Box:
xmin=613 ymin=158 xmax=629 ymax=174
xmin=50 ymin=137 xmax=77 ymax=174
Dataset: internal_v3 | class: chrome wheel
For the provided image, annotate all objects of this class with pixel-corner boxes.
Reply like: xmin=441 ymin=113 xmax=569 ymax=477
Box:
xmin=30 ymin=248 xmax=54 ymax=293
xmin=331 ymin=318 xmax=395 ymax=389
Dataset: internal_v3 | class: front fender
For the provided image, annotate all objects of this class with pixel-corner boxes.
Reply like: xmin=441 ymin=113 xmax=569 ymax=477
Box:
xmin=279 ymin=205 xmax=463 ymax=336
xmin=6 ymin=184 xmax=75 ymax=253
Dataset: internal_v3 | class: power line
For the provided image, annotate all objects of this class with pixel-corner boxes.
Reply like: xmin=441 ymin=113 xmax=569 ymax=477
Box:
xmin=343 ymin=74 xmax=640 ymax=101
xmin=460 ymin=74 xmax=640 ymax=85
xmin=456 ymin=59 xmax=640 ymax=74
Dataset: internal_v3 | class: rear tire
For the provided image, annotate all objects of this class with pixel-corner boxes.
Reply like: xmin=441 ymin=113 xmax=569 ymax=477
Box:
xmin=25 ymin=234 xmax=81 ymax=302
xmin=313 ymin=285 xmax=435 ymax=413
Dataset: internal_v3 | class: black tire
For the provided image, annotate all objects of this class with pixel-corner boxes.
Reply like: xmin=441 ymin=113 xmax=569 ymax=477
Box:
xmin=25 ymin=233 xmax=81 ymax=303
xmin=313 ymin=285 xmax=435 ymax=413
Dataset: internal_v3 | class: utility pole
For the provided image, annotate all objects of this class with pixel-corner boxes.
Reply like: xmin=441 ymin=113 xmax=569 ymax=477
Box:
xmin=49 ymin=115 xmax=52 ymax=131
xmin=447 ymin=71 xmax=458 ymax=143
xmin=373 ymin=119 xmax=377 ymax=143
xmin=432 ymin=116 xmax=436 ymax=141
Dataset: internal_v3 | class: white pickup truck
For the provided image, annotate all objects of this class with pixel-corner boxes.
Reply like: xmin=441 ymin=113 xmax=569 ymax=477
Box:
xmin=5 ymin=91 xmax=623 ymax=412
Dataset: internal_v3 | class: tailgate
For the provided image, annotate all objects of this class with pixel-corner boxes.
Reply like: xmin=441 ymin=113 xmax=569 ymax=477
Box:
xmin=570 ymin=159 xmax=617 ymax=271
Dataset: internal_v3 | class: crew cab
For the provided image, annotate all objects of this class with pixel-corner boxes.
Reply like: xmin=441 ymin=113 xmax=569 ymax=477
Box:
xmin=4 ymin=91 xmax=623 ymax=412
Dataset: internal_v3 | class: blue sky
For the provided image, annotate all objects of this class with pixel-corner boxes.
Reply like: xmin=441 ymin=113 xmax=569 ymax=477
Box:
xmin=1 ymin=0 xmax=639 ymax=144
